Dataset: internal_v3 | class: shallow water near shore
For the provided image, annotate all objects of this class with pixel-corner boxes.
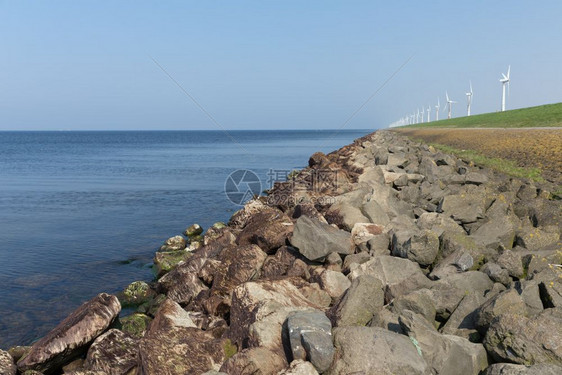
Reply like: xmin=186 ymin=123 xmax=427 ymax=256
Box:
xmin=0 ymin=129 xmax=368 ymax=348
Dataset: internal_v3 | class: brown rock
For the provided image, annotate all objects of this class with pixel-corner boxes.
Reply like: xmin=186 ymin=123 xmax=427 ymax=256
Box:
xmin=17 ymin=293 xmax=121 ymax=374
xmin=83 ymin=329 xmax=138 ymax=375
xmin=220 ymin=347 xmax=286 ymax=375
xmin=237 ymin=209 xmax=293 ymax=254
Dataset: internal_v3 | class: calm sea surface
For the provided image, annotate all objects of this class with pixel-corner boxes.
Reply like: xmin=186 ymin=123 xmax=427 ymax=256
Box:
xmin=0 ymin=129 xmax=369 ymax=348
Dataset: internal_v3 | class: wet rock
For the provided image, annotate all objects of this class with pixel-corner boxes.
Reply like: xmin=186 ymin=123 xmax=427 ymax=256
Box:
xmin=328 ymin=326 xmax=428 ymax=374
xmin=329 ymin=275 xmax=384 ymax=327
xmin=185 ymin=223 xmax=203 ymax=237
xmin=83 ymin=329 xmax=138 ymax=375
xmin=0 ymin=349 xmax=16 ymax=375
xmin=286 ymin=310 xmax=334 ymax=372
xmin=159 ymin=235 xmax=187 ymax=251
xmin=398 ymin=310 xmax=487 ymax=375
xmin=119 ymin=313 xmax=152 ymax=338
xmin=229 ymin=279 xmax=317 ymax=358
xmin=310 ymin=269 xmax=350 ymax=300
xmin=219 ymin=347 xmax=286 ymax=375
xmin=118 ymin=281 xmax=156 ymax=307
xmin=484 ymin=308 xmax=562 ymax=365
xmin=17 ymin=293 xmax=121 ymax=374
xmin=349 ymin=255 xmax=431 ymax=302
xmin=290 ymin=216 xmax=352 ymax=261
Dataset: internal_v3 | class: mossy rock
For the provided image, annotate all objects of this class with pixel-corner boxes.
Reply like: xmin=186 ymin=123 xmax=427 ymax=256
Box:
xmin=118 ymin=281 xmax=156 ymax=307
xmin=120 ymin=313 xmax=153 ymax=338
xmin=184 ymin=223 xmax=204 ymax=237
xmin=222 ymin=339 xmax=237 ymax=359
xmin=136 ymin=293 xmax=167 ymax=317
xmin=153 ymin=250 xmax=192 ymax=277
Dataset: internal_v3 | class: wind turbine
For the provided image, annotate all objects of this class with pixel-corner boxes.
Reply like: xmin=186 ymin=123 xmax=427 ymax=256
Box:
xmin=500 ymin=65 xmax=510 ymax=111
xmin=421 ymin=107 xmax=425 ymax=123
xmin=445 ymin=91 xmax=456 ymax=119
xmin=435 ymin=98 xmax=440 ymax=121
xmin=427 ymin=105 xmax=431 ymax=122
xmin=466 ymin=81 xmax=473 ymax=116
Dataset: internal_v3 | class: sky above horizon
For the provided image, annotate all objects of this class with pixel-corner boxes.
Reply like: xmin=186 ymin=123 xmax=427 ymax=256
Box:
xmin=1 ymin=1 xmax=561 ymax=130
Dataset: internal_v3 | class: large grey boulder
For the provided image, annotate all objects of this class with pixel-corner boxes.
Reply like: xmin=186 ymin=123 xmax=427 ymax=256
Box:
xmin=17 ymin=293 xmax=121 ymax=374
xmin=484 ymin=363 xmax=562 ymax=375
xmin=83 ymin=329 xmax=138 ymax=375
xmin=391 ymin=229 xmax=440 ymax=266
xmin=286 ymin=310 xmax=334 ymax=373
xmin=0 ymin=350 xmax=16 ymax=375
xmin=440 ymin=291 xmax=487 ymax=341
xmin=428 ymin=271 xmax=493 ymax=321
xmin=438 ymin=192 xmax=485 ymax=224
xmin=398 ymin=310 xmax=488 ymax=375
xmin=327 ymin=326 xmax=428 ymax=375
xmin=484 ymin=308 xmax=562 ymax=365
xmin=349 ymin=255 xmax=431 ymax=302
xmin=329 ymin=275 xmax=384 ymax=327
xmin=481 ymin=262 xmax=512 ymax=287
xmin=475 ymin=288 xmax=527 ymax=333
xmin=392 ymin=289 xmax=436 ymax=324
xmin=290 ymin=216 xmax=352 ymax=261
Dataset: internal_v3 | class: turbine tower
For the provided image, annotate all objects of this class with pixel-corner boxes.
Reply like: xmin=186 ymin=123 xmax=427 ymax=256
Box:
xmin=445 ymin=92 xmax=456 ymax=119
xmin=421 ymin=107 xmax=425 ymax=123
xmin=435 ymin=98 xmax=440 ymax=121
xmin=427 ymin=105 xmax=431 ymax=122
xmin=466 ymin=81 xmax=473 ymax=116
xmin=500 ymin=65 xmax=510 ymax=111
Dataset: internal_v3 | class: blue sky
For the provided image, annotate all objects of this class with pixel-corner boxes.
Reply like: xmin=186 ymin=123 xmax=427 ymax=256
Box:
xmin=1 ymin=1 xmax=561 ymax=130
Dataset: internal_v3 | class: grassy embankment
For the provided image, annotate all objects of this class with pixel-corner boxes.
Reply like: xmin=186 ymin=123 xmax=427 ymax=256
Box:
xmin=394 ymin=103 xmax=562 ymax=190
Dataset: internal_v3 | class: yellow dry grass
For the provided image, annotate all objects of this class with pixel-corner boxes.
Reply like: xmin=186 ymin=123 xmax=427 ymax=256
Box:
xmin=395 ymin=128 xmax=562 ymax=183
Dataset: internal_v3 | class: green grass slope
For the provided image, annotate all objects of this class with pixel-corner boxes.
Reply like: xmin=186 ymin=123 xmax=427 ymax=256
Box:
xmin=403 ymin=102 xmax=562 ymax=128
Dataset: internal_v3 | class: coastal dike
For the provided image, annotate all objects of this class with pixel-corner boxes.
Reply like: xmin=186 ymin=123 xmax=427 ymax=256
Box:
xmin=2 ymin=130 xmax=562 ymax=374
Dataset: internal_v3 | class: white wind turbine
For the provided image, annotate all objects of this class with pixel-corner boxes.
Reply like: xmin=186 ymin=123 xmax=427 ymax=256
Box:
xmin=500 ymin=65 xmax=510 ymax=112
xmin=466 ymin=81 xmax=473 ymax=116
xmin=421 ymin=107 xmax=425 ymax=123
xmin=435 ymin=98 xmax=440 ymax=121
xmin=445 ymin=91 xmax=456 ymax=119
xmin=416 ymin=108 xmax=420 ymax=124
xmin=427 ymin=105 xmax=431 ymax=122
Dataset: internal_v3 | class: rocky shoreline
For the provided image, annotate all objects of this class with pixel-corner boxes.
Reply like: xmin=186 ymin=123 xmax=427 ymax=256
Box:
xmin=1 ymin=129 xmax=561 ymax=374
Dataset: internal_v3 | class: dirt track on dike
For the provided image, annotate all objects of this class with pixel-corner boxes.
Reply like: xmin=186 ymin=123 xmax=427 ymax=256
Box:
xmin=395 ymin=128 xmax=562 ymax=184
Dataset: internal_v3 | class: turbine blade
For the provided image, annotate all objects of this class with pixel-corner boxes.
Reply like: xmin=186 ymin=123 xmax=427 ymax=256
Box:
xmin=470 ymin=81 xmax=473 ymax=94
xmin=507 ymin=65 xmax=510 ymax=79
